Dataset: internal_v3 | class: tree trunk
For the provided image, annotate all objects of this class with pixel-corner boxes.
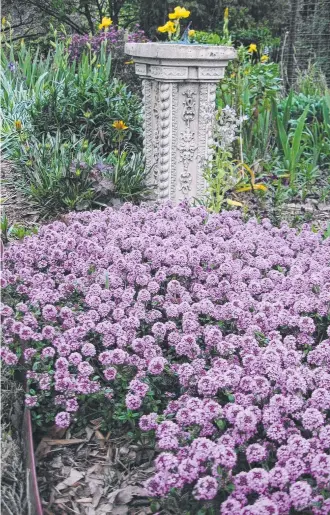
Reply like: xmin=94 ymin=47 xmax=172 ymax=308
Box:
xmin=109 ymin=0 xmax=122 ymax=26
xmin=81 ymin=0 xmax=95 ymax=34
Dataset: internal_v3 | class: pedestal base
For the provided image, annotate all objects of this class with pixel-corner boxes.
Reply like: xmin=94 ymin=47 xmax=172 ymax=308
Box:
xmin=143 ymin=80 xmax=217 ymax=203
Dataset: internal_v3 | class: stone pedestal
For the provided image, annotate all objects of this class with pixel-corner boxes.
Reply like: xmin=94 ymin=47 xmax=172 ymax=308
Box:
xmin=125 ymin=42 xmax=236 ymax=203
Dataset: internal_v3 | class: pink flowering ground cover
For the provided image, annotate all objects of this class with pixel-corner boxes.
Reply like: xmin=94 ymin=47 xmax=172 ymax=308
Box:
xmin=1 ymin=202 xmax=330 ymax=514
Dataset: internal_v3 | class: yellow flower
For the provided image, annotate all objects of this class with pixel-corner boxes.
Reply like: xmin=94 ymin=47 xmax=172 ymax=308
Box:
xmin=124 ymin=60 xmax=134 ymax=65
xmin=261 ymin=54 xmax=269 ymax=62
xmin=157 ymin=21 xmax=176 ymax=34
xmin=1 ymin=17 xmax=6 ymax=27
xmin=188 ymin=29 xmax=196 ymax=38
xmin=99 ymin=17 xmax=113 ymax=30
xmin=15 ymin=120 xmax=22 ymax=131
xmin=224 ymin=7 xmax=229 ymax=20
xmin=112 ymin=120 xmax=128 ymax=130
xmin=168 ymin=6 xmax=190 ymax=20
xmin=248 ymin=43 xmax=257 ymax=53
xmin=84 ymin=111 xmax=92 ymax=118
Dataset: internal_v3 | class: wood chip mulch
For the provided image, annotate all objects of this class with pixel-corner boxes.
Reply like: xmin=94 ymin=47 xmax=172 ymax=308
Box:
xmin=1 ymin=160 xmax=39 ymax=227
xmin=36 ymin=420 xmax=155 ymax=515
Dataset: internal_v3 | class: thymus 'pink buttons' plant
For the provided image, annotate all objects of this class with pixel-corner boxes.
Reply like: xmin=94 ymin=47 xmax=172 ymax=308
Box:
xmin=1 ymin=202 xmax=330 ymax=512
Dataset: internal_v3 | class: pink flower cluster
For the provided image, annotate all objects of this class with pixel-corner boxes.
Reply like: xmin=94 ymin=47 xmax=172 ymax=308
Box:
xmin=1 ymin=202 xmax=330 ymax=512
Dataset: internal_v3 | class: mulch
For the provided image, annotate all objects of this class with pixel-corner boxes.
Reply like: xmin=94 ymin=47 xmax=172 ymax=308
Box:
xmin=1 ymin=160 xmax=39 ymax=227
xmin=36 ymin=421 xmax=155 ymax=515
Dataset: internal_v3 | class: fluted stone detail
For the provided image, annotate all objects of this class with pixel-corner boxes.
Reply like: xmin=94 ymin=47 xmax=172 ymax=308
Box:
xmin=159 ymin=83 xmax=171 ymax=200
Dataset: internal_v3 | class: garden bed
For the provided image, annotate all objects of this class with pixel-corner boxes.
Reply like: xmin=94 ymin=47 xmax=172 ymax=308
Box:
xmin=1 ymin=203 xmax=330 ymax=514
xmin=1 ymin=11 xmax=330 ymax=512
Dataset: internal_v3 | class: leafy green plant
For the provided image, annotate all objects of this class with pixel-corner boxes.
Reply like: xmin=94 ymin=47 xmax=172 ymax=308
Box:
xmin=295 ymin=61 xmax=329 ymax=97
xmin=203 ymin=109 xmax=268 ymax=214
xmin=0 ymin=35 xmax=151 ymax=219
xmin=242 ymin=105 xmax=274 ymax=164
xmin=0 ymin=211 xmax=10 ymax=244
xmin=232 ymin=26 xmax=281 ymax=51
xmin=322 ymin=93 xmax=330 ymax=141
xmin=297 ymin=162 xmax=320 ymax=202
xmin=193 ymin=31 xmax=229 ymax=45
xmin=272 ymin=99 xmax=309 ymax=187
xmin=203 ymin=149 xmax=241 ymax=212
xmin=105 ymin=149 xmax=154 ymax=202
xmin=1 ymin=210 xmax=37 ymax=244
xmin=278 ymin=92 xmax=324 ymax=126
xmin=8 ymin=132 xmax=152 ymax=218
xmin=218 ymin=47 xmax=282 ymax=118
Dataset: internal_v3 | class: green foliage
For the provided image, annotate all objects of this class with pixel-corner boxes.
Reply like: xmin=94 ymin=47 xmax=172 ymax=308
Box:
xmin=322 ymin=94 xmax=330 ymax=141
xmin=203 ymin=149 xmax=241 ymax=213
xmin=295 ymin=62 xmax=329 ymax=98
xmin=1 ymin=210 xmax=37 ymax=244
xmin=8 ymin=133 xmax=152 ymax=219
xmin=0 ymin=211 xmax=10 ymax=244
xmin=193 ymin=31 xmax=226 ymax=45
xmin=231 ymin=25 xmax=281 ymax=55
xmin=278 ymin=93 xmax=324 ymax=125
xmin=1 ymin=39 xmax=142 ymax=155
xmin=0 ymin=36 xmax=152 ymax=219
xmin=217 ymin=49 xmax=281 ymax=166
xmin=104 ymin=150 xmax=154 ymax=203
xmin=272 ymin=99 xmax=309 ymax=187
xmin=219 ymin=60 xmax=281 ymax=118
xmin=216 ymin=45 xmax=330 ymax=210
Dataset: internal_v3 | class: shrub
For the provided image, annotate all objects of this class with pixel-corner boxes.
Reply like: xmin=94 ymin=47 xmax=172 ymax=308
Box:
xmin=1 ymin=203 xmax=330 ymax=512
xmin=29 ymin=49 xmax=143 ymax=153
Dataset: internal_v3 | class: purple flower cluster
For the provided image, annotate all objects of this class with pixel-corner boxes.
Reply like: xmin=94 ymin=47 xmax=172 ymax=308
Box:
xmin=1 ymin=202 xmax=330 ymax=512
xmin=67 ymin=25 xmax=148 ymax=63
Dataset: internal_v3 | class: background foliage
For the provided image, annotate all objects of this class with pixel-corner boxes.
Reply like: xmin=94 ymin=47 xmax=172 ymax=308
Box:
xmin=1 ymin=0 xmax=289 ymax=42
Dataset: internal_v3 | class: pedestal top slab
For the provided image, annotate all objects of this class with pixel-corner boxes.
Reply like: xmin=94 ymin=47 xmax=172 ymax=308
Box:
xmin=125 ymin=42 xmax=237 ymax=62
xmin=125 ymin=43 xmax=237 ymax=83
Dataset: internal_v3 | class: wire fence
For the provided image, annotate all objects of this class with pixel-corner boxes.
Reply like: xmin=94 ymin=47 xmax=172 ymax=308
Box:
xmin=281 ymin=0 xmax=330 ymax=88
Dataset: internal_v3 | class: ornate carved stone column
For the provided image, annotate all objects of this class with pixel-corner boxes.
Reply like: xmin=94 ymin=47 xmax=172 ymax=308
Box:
xmin=125 ymin=43 xmax=236 ymax=203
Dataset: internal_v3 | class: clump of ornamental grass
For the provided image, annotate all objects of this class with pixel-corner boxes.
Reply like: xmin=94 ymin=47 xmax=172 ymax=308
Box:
xmin=1 ymin=202 xmax=330 ymax=513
